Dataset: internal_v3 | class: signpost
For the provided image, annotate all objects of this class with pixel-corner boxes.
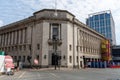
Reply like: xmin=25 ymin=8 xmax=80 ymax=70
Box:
xmin=0 ymin=51 xmax=5 ymax=73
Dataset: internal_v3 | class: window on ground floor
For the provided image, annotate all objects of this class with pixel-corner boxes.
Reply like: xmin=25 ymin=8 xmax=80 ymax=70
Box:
xmin=69 ymin=56 xmax=72 ymax=63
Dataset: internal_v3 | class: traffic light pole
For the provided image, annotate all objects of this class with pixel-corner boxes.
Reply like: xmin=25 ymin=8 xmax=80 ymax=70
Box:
xmin=54 ymin=39 xmax=57 ymax=70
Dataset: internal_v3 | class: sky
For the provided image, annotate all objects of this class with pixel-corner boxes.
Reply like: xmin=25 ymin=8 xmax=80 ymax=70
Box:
xmin=0 ymin=0 xmax=120 ymax=45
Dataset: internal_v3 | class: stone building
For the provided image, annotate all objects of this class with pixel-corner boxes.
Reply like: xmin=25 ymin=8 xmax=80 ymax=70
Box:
xmin=0 ymin=9 xmax=107 ymax=68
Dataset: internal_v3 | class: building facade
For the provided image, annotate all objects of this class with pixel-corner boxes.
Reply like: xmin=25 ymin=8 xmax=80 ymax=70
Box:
xmin=112 ymin=45 xmax=120 ymax=64
xmin=86 ymin=10 xmax=116 ymax=45
xmin=0 ymin=9 xmax=107 ymax=68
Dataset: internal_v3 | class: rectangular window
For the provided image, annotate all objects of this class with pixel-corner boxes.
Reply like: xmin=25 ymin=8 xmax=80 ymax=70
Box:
xmin=15 ymin=46 xmax=17 ymax=51
xmin=80 ymin=46 xmax=82 ymax=51
xmin=53 ymin=27 xmax=58 ymax=36
xmin=23 ymin=45 xmax=26 ymax=50
xmin=105 ymin=13 xmax=110 ymax=19
xmin=37 ymin=44 xmax=40 ymax=50
xmin=29 ymin=45 xmax=31 ymax=50
xmin=36 ymin=55 xmax=39 ymax=61
xmin=52 ymin=23 xmax=59 ymax=39
xmin=52 ymin=27 xmax=59 ymax=39
xmin=90 ymin=17 xmax=93 ymax=21
xmin=69 ymin=45 xmax=72 ymax=51
xmin=69 ymin=56 xmax=72 ymax=63
xmin=23 ymin=56 xmax=25 ymax=62
xmin=12 ymin=46 xmax=14 ymax=51
xmin=106 ymin=19 xmax=110 ymax=26
xmin=95 ymin=15 xmax=99 ymax=20
xmin=19 ymin=56 xmax=21 ymax=61
xmin=100 ymin=14 xmax=105 ymax=19
xmin=77 ymin=56 xmax=78 ymax=63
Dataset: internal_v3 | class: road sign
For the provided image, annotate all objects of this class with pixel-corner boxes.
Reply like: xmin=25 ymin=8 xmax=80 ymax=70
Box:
xmin=5 ymin=55 xmax=14 ymax=68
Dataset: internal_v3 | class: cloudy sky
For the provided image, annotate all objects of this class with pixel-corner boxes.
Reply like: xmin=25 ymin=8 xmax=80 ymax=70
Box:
xmin=0 ymin=0 xmax=120 ymax=44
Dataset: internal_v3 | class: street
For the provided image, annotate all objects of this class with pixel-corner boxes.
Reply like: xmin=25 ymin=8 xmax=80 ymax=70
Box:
xmin=0 ymin=68 xmax=120 ymax=80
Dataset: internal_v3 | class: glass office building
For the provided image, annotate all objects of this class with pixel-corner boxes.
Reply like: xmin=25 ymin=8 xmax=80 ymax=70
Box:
xmin=86 ymin=10 xmax=116 ymax=45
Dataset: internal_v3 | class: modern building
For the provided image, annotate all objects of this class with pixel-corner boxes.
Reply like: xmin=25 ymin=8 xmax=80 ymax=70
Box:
xmin=112 ymin=45 xmax=120 ymax=64
xmin=86 ymin=10 xmax=116 ymax=45
xmin=0 ymin=9 xmax=108 ymax=68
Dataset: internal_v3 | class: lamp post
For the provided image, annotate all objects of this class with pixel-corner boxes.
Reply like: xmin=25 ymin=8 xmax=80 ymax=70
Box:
xmin=53 ymin=35 xmax=58 ymax=70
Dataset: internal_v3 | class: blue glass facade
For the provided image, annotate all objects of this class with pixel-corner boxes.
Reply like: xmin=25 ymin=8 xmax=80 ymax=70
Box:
xmin=86 ymin=11 xmax=116 ymax=45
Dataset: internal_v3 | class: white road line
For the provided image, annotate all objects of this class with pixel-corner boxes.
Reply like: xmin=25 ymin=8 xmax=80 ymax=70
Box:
xmin=50 ymin=73 xmax=60 ymax=78
xmin=18 ymin=71 xmax=26 ymax=79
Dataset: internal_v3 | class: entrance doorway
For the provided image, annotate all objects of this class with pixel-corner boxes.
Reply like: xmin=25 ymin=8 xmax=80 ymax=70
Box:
xmin=51 ymin=53 xmax=58 ymax=65
xmin=80 ymin=61 xmax=83 ymax=68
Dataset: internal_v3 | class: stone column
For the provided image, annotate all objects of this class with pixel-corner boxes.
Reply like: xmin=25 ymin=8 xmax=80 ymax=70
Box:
xmin=3 ymin=34 xmax=5 ymax=47
xmin=11 ymin=31 xmax=14 ymax=45
xmin=20 ymin=29 xmax=23 ymax=44
xmin=22 ymin=29 xmax=25 ymax=43
xmin=14 ymin=31 xmax=17 ymax=44
xmin=4 ymin=33 xmax=7 ymax=46
xmin=18 ymin=30 xmax=21 ymax=44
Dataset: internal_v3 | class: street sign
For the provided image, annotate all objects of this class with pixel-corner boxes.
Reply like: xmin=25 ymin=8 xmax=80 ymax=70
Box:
xmin=5 ymin=55 xmax=14 ymax=68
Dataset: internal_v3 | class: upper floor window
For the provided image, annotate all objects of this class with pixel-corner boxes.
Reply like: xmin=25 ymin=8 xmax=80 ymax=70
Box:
xmin=69 ymin=56 xmax=72 ymax=63
xmin=53 ymin=27 xmax=59 ymax=37
xmin=52 ymin=27 xmax=59 ymax=39
xmin=50 ymin=23 xmax=61 ymax=40
xmin=37 ymin=44 xmax=40 ymax=50
xmin=69 ymin=45 xmax=72 ymax=51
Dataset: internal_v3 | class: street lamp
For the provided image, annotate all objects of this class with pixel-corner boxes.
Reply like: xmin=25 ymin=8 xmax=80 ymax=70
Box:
xmin=53 ymin=35 xmax=58 ymax=70
xmin=52 ymin=35 xmax=62 ymax=70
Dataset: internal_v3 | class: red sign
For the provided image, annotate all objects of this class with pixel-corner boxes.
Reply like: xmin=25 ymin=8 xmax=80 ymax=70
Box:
xmin=5 ymin=55 xmax=14 ymax=68
xmin=5 ymin=63 xmax=14 ymax=68
xmin=5 ymin=55 xmax=13 ymax=63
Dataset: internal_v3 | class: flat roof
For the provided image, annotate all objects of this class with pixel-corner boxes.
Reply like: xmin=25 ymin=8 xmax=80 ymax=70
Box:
xmin=34 ymin=9 xmax=75 ymax=17
xmin=88 ymin=10 xmax=111 ymax=17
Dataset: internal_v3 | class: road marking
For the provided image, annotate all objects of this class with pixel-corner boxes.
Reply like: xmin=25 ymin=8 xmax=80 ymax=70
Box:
xmin=50 ymin=73 xmax=60 ymax=78
xmin=18 ymin=71 xmax=26 ymax=79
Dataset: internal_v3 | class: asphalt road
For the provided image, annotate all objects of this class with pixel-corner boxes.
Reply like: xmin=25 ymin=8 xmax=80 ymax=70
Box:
xmin=0 ymin=68 xmax=120 ymax=80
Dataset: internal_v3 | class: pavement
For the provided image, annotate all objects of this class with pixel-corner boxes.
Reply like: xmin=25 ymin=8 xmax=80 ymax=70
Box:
xmin=0 ymin=68 xmax=120 ymax=80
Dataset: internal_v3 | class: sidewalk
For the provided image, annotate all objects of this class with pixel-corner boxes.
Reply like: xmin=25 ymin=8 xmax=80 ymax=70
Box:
xmin=21 ymin=67 xmax=75 ymax=71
